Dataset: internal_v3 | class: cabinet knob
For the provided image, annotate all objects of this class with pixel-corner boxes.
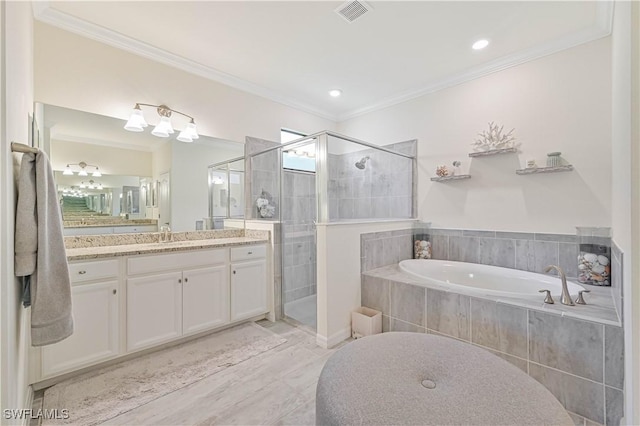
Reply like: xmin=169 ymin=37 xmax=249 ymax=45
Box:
xmin=233 ymin=270 xmax=236 ymax=274
xmin=112 ymin=289 xmax=117 ymax=295
xmin=248 ymin=251 xmax=253 ymax=255
xmin=178 ymin=278 xmax=182 ymax=283
xmin=78 ymin=270 xmax=87 ymax=275
xmin=184 ymin=277 xmax=189 ymax=283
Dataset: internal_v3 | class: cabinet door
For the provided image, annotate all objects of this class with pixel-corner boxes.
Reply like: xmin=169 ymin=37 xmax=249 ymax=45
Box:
xmin=42 ymin=280 xmax=119 ymax=377
xmin=230 ymin=259 xmax=267 ymax=321
xmin=127 ymin=272 xmax=182 ymax=352
xmin=183 ymin=265 xmax=230 ymax=335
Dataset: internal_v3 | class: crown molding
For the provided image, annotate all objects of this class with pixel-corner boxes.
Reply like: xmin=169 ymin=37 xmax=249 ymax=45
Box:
xmin=338 ymin=1 xmax=614 ymax=121
xmin=32 ymin=1 xmax=340 ymax=122
xmin=51 ymin=133 xmax=158 ymax=153
xmin=33 ymin=0 xmax=613 ymax=125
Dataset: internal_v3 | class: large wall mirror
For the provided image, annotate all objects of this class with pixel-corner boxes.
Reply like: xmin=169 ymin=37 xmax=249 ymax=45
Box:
xmin=35 ymin=103 xmax=245 ymax=235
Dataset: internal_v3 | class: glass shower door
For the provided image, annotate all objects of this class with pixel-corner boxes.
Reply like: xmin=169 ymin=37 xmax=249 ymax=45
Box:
xmin=281 ymin=139 xmax=318 ymax=330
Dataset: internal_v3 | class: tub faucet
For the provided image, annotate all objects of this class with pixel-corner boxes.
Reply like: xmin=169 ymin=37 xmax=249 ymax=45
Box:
xmin=544 ymin=265 xmax=574 ymax=306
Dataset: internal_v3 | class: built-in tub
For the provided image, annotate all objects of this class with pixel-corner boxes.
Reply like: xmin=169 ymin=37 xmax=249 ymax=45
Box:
xmin=399 ymin=259 xmax=584 ymax=299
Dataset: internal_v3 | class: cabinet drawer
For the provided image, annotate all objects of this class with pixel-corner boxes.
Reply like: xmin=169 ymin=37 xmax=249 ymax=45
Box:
xmin=69 ymin=259 xmax=119 ymax=284
xmin=230 ymin=245 xmax=266 ymax=262
xmin=128 ymin=248 xmax=228 ymax=276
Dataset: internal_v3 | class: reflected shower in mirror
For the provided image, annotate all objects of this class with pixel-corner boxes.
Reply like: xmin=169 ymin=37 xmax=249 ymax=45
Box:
xmin=35 ymin=103 xmax=245 ymax=235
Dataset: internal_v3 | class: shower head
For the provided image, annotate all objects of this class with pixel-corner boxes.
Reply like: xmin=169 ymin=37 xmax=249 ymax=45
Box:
xmin=355 ymin=156 xmax=370 ymax=170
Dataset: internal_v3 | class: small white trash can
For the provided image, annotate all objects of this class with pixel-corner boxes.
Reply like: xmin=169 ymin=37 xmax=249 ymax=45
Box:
xmin=351 ymin=307 xmax=382 ymax=339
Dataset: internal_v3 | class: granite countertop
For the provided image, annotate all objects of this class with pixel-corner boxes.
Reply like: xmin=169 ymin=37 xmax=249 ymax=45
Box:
xmin=66 ymin=236 xmax=269 ymax=261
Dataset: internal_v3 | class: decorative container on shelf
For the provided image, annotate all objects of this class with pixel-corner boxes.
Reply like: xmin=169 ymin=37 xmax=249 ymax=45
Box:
xmin=576 ymin=226 xmax=611 ymax=286
xmin=547 ymin=152 xmax=562 ymax=167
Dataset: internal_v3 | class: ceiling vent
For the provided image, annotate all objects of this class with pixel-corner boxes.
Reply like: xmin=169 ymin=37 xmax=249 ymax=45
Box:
xmin=334 ymin=1 xmax=372 ymax=23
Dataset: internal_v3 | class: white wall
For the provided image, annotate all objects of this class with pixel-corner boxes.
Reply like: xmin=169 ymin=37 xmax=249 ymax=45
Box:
xmin=1 ymin=1 xmax=33 ymax=422
xmin=338 ymin=39 xmax=612 ymax=234
xmin=610 ymin=2 xmax=636 ymax=423
xmin=170 ymin=140 xmax=243 ymax=231
xmin=316 ymin=220 xmax=416 ymax=347
xmin=34 ymin=22 xmax=336 ymax=146
xmin=50 ymin=139 xmax=152 ymax=177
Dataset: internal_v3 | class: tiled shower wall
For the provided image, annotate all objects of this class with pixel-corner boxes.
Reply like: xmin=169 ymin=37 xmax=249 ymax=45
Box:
xmin=245 ymin=136 xmax=280 ymax=220
xmin=359 ymin=227 xmax=625 ymax=426
xmin=249 ymin=149 xmax=280 ymax=220
xmin=282 ymin=170 xmax=317 ymax=303
xmin=327 ymin=140 xmax=416 ymax=221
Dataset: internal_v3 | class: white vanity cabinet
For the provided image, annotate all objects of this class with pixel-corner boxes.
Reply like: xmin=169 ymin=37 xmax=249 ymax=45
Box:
xmin=41 ymin=259 xmax=120 ymax=378
xmin=126 ymin=248 xmax=231 ymax=352
xmin=182 ymin=265 xmax=230 ymax=335
xmin=33 ymin=242 xmax=268 ymax=385
xmin=230 ymin=245 xmax=268 ymax=321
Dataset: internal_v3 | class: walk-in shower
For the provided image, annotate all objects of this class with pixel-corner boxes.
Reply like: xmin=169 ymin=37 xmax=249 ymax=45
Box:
xmin=247 ymin=132 xmax=416 ymax=331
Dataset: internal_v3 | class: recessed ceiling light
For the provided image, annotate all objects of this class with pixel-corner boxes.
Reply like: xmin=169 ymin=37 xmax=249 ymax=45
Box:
xmin=329 ymin=89 xmax=342 ymax=97
xmin=472 ymin=39 xmax=489 ymax=50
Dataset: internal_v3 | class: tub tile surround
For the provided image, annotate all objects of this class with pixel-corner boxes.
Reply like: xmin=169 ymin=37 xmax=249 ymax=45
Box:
xmin=362 ymin=272 xmax=623 ymax=425
xmin=359 ymin=227 xmax=624 ymax=425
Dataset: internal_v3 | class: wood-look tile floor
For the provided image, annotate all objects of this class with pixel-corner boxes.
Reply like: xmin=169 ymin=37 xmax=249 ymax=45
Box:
xmin=34 ymin=320 xmax=342 ymax=426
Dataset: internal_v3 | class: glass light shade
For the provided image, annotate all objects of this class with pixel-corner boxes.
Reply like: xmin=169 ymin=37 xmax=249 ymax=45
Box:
xmin=177 ymin=122 xmax=198 ymax=143
xmin=176 ymin=130 xmax=193 ymax=143
xmin=92 ymin=168 xmax=102 ymax=177
xmin=79 ymin=183 xmax=86 ymax=188
xmin=97 ymin=184 xmax=103 ymax=190
xmin=63 ymin=165 xmax=73 ymax=175
xmin=124 ymin=108 xmax=148 ymax=132
xmin=78 ymin=169 xmax=88 ymax=177
xmin=151 ymin=116 xmax=174 ymax=138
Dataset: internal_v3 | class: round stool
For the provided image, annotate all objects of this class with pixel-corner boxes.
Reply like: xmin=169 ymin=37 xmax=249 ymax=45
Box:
xmin=316 ymin=332 xmax=572 ymax=425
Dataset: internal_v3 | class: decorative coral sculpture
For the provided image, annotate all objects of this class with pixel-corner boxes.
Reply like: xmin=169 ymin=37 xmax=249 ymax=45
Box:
xmin=435 ymin=165 xmax=449 ymax=177
xmin=472 ymin=122 xmax=516 ymax=151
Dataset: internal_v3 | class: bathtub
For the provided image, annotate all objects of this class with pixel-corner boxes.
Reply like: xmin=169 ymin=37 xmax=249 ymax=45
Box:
xmin=398 ymin=259 xmax=584 ymax=299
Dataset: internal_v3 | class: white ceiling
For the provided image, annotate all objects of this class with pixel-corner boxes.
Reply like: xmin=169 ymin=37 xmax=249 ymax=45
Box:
xmin=35 ymin=1 xmax=611 ymax=121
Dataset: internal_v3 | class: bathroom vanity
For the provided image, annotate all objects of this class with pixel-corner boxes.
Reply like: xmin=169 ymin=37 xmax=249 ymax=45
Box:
xmin=30 ymin=234 xmax=270 ymax=386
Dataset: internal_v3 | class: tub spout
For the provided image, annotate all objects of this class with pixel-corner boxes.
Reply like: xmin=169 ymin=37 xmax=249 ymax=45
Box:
xmin=544 ymin=265 xmax=574 ymax=306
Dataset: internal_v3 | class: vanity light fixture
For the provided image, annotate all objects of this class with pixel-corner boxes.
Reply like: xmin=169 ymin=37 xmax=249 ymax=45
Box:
xmin=79 ymin=180 xmax=103 ymax=190
xmin=472 ymin=39 xmax=489 ymax=50
xmin=329 ymin=89 xmax=342 ymax=97
xmin=63 ymin=161 xmax=102 ymax=177
xmin=124 ymin=103 xmax=199 ymax=143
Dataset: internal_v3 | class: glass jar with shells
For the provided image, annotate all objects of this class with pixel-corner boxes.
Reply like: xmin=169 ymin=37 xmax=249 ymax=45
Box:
xmin=576 ymin=227 xmax=611 ymax=286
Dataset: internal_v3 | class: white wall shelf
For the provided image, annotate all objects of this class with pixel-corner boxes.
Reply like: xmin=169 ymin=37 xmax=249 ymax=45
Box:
xmin=430 ymin=174 xmax=471 ymax=182
xmin=515 ymin=165 xmax=574 ymax=175
xmin=468 ymin=147 xmax=518 ymax=157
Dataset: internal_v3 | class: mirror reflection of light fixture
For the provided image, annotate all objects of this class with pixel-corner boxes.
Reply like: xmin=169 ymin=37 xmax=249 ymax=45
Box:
xmin=79 ymin=180 xmax=103 ymax=190
xmin=124 ymin=103 xmax=199 ymax=143
xmin=63 ymin=161 xmax=102 ymax=177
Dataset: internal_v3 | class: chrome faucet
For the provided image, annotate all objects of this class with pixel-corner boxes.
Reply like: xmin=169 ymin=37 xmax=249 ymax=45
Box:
xmin=544 ymin=265 xmax=574 ymax=306
xmin=159 ymin=224 xmax=172 ymax=243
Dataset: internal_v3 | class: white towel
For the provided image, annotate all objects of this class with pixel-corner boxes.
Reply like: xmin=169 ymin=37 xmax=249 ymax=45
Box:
xmin=15 ymin=150 xmax=73 ymax=346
